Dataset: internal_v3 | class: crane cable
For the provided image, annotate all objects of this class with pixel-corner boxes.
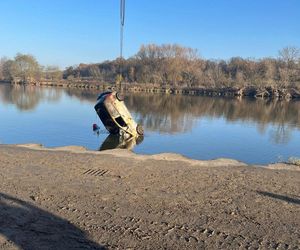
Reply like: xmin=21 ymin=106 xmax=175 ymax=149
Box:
xmin=118 ymin=0 xmax=125 ymax=84
xmin=120 ymin=0 xmax=125 ymax=59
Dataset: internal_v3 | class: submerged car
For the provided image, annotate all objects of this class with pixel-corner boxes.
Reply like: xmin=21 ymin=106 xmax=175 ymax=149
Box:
xmin=94 ymin=91 xmax=144 ymax=137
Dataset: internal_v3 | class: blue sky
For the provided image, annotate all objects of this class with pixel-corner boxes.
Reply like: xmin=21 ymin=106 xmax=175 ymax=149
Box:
xmin=0 ymin=0 xmax=299 ymax=68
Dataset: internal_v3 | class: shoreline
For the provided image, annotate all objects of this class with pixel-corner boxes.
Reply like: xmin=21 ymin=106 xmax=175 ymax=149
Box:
xmin=0 ymin=144 xmax=299 ymax=249
xmin=10 ymin=143 xmax=300 ymax=170
xmin=8 ymin=80 xmax=300 ymax=99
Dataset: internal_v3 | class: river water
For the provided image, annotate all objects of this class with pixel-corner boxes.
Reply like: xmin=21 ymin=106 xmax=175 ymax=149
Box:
xmin=1 ymin=84 xmax=300 ymax=164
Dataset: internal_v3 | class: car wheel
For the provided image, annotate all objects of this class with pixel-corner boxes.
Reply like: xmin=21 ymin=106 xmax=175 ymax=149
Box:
xmin=136 ymin=124 xmax=144 ymax=136
xmin=116 ymin=92 xmax=124 ymax=101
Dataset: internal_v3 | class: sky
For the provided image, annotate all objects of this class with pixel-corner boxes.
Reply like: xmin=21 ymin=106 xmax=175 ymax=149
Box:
xmin=0 ymin=0 xmax=299 ymax=68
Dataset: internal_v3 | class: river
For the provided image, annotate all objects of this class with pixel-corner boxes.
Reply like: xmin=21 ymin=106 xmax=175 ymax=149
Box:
xmin=1 ymin=83 xmax=300 ymax=164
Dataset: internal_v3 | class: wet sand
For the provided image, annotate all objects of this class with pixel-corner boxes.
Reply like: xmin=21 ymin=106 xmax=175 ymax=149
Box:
xmin=0 ymin=144 xmax=299 ymax=249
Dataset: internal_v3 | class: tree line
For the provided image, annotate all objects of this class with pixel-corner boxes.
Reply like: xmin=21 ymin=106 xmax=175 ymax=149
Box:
xmin=0 ymin=53 xmax=61 ymax=83
xmin=63 ymin=44 xmax=300 ymax=89
xmin=1 ymin=44 xmax=300 ymax=90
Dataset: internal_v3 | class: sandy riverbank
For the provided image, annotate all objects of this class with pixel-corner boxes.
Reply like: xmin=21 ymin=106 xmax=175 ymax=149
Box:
xmin=0 ymin=144 xmax=299 ymax=249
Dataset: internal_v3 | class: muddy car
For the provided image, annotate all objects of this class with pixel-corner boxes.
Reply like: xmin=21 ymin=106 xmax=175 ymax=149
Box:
xmin=94 ymin=91 xmax=144 ymax=137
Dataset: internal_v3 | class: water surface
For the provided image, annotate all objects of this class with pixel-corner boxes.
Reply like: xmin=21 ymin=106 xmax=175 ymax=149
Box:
xmin=1 ymin=84 xmax=300 ymax=164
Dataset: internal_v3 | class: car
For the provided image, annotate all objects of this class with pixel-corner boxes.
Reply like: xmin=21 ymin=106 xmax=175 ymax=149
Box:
xmin=94 ymin=91 xmax=144 ymax=137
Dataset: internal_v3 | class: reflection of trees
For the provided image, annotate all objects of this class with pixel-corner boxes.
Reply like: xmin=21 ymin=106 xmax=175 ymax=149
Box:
xmin=60 ymin=89 xmax=197 ymax=133
xmin=0 ymin=84 xmax=62 ymax=110
xmin=125 ymin=94 xmax=300 ymax=139
xmin=44 ymin=87 xmax=62 ymax=102
xmin=125 ymin=94 xmax=201 ymax=133
xmin=65 ymin=89 xmax=98 ymax=103
xmin=270 ymin=124 xmax=292 ymax=144
xmin=54 ymin=89 xmax=300 ymax=139
xmin=1 ymin=85 xmax=299 ymax=143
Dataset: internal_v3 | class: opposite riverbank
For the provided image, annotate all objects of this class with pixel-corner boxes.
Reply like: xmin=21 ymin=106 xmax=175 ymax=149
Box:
xmin=0 ymin=144 xmax=299 ymax=249
xmin=6 ymin=80 xmax=300 ymax=99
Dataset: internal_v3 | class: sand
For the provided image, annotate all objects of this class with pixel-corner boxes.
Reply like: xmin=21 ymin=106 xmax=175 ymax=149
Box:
xmin=0 ymin=144 xmax=299 ymax=249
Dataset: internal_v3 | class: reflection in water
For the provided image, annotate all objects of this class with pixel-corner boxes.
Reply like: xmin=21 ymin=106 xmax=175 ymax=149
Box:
xmin=125 ymin=94 xmax=300 ymax=135
xmin=65 ymin=88 xmax=98 ymax=103
xmin=59 ymin=89 xmax=300 ymax=139
xmin=269 ymin=125 xmax=292 ymax=144
xmin=0 ymin=84 xmax=62 ymax=111
xmin=126 ymin=94 xmax=197 ymax=133
xmin=99 ymin=134 xmax=144 ymax=151
xmin=2 ymin=84 xmax=298 ymax=141
xmin=123 ymin=94 xmax=300 ymax=144
xmin=0 ymin=84 xmax=300 ymax=162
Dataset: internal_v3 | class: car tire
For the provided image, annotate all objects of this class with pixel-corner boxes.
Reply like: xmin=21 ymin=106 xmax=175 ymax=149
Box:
xmin=116 ymin=92 xmax=124 ymax=101
xmin=136 ymin=124 xmax=144 ymax=136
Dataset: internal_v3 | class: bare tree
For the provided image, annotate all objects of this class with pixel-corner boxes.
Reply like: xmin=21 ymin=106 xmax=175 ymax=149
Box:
xmin=0 ymin=57 xmax=6 ymax=80
xmin=59 ymin=44 xmax=300 ymax=90
xmin=0 ymin=58 xmax=15 ymax=81
xmin=279 ymin=46 xmax=300 ymax=64
xmin=12 ymin=53 xmax=41 ymax=83
xmin=44 ymin=66 xmax=62 ymax=81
